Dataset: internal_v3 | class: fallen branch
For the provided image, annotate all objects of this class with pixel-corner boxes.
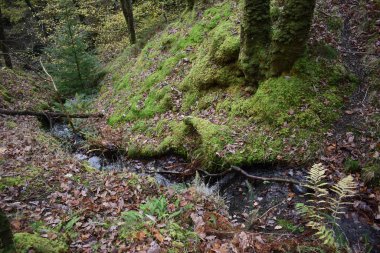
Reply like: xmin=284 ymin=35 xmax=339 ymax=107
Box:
xmin=158 ymin=165 xmax=301 ymax=185
xmin=0 ymin=109 xmax=104 ymax=119
xmin=231 ymin=166 xmax=300 ymax=185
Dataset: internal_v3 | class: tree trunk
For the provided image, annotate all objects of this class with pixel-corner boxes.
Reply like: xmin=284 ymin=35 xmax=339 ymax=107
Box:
xmin=0 ymin=7 xmax=12 ymax=69
xmin=269 ymin=0 xmax=316 ymax=76
xmin=0 ymin=209 xmax=16 ymax=253
xmin=120 ymin=0 xmax=136 ymax=44
xmin=239 ymin=0 xmax=271 ymax=84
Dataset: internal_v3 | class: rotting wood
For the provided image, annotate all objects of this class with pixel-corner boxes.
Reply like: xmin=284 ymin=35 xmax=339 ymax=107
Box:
xmin=0 ymin=109 xmax=104 ymax=119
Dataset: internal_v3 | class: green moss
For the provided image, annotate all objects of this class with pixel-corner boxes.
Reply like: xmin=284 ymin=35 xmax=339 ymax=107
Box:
xmin=315 ymin=43 xmax=339 ymax=60
xmin=0 ymin=176 xmax=24 ymax=190
xmin=99 ymin=1 xmax=357 ymax=171
xmin=14 ymin=233 xmax=68 ymax=253
xmin=4 ymin=120 xmax=17 ymax=129
xmin=344 ymin=158 xmax=361 ymax=173
xmin=82 ymin=162 xmax=97 ymax=173
xmin=0 ymin=84 xmax=12 ymax=103
xmin=327 ymin=16 xmax=343 ymax=31
xmin=0 ymin=166 xmax=43 ymax=190
xmin=180 ymin=117 xmax=233 ymax=170
xmin=362 ymin=163 xmax=380 ymax=186
xmin=181 ymin=17 xmax=242 ymax=91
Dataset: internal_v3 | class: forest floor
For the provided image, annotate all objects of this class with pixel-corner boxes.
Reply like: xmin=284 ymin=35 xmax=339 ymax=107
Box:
xmin=1 ymin=0 xmax=380 ymax=252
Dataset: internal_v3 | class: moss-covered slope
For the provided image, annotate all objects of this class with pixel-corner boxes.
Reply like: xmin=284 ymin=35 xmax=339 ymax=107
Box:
xmin=97 ymin=1 xmax=357 ymax=171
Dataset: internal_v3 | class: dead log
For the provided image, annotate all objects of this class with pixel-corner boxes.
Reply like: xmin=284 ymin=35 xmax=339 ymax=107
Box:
xmin=0 ymin=109 xmax=103 ymax=119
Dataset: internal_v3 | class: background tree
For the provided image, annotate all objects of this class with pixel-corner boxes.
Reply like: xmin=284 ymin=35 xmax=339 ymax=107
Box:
xmin=120 ymin=0 xmax=136 ymax=44
xmin=0 ymin=6 xmax=12 ymax=68
xmin=46 ymin=0 xmax=99 ymax=96
xmin=0 ymin=208 xmax=16 ymax=253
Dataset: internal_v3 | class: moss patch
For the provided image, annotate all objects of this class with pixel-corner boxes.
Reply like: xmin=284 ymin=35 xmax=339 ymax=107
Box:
xmin=0 ymin=166 xmax=43 ymax=191
xmin=14 ymin=233 xmax=68 ymax=253
xmin=362 ymin=163 xmax=380 ymax=186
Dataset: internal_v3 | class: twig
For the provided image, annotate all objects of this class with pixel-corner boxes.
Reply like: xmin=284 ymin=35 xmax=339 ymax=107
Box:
xmin=197 ymin=168 xmax=232 ymax=177
xmin=0 ymin=109 xmax=103 ymax=119
xmin=258 ymin=200 xmax=285 ymax=220
xmin=156 ymin=170 xmax=186 ymax=175
xmin=231 ymin=166 xmax=300 ymax=185
xmin=361 ymin=86 xmax=369 ymax=105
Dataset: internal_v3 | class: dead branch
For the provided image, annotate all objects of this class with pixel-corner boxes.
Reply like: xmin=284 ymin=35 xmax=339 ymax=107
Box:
xmin=0 ymin=109 xmax=104 ymax=119
xmin=158 ymin=166 xmax=300 ymax=185
xmin=231 ymin=166 xmax=300 ymax=185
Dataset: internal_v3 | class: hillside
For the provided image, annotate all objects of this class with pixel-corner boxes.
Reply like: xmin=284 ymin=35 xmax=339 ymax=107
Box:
xmin=0 ymin=0 xmax=379 ymax=252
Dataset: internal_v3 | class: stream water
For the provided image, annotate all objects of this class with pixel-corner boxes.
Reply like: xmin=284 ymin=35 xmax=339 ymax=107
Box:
xmin=50 ymin=122 xmax=380 ymax=252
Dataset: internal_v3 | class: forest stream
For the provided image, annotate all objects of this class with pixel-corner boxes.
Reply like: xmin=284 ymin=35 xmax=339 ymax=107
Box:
xmin=50 ymin=121 xmax=380 ymax=252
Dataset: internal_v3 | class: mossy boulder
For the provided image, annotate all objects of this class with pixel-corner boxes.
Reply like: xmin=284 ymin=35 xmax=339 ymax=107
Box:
xmin=181 ymin=117 xmax=233 ymax=170
xmin=181 ymin=19 xmax=243 ymax=91
xmin=14 ymin=233 xmax=68 ymax=253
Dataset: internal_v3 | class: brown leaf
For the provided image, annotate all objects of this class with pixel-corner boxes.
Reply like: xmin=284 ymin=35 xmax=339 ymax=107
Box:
xmin=154 ymin=232 xmax=164 ymax=243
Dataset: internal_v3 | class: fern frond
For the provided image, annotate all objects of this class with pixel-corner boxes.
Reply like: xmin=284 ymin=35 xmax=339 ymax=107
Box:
xmin=307 ymin=163 xmax=327 ymax=185
xmin=330 ymin=175 xmax=356 ymax=220
xmin=307 ymin=222 xmax=336 ymax=247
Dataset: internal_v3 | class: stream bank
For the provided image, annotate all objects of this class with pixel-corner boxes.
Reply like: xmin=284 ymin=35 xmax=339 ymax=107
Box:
xmin=49 ymin=121 xmax=380 ymax=252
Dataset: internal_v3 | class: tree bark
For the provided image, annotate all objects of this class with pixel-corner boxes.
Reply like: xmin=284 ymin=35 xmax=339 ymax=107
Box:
xmin=269 ymin=0 xmax=316 ymax=76
xmin=120 ymin=0 xmax=136 ymax=44
xmin=0 ymin=7 xmax=12 ymax=69
xmin=0 ymin=109 xmax=104 ymax=119
xmin=239 ymin=0 xmax=271 ymax=84
xmin=0 ymin=209 xmax=16 ymax=253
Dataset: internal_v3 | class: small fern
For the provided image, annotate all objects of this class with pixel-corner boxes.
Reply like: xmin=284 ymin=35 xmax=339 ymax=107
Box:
xmin=297 ymin=163 xmax=356 ymax=249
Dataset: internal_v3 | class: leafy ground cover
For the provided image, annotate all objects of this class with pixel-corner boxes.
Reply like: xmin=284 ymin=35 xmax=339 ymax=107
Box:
xmin=1 ymin=0 xmax=379 ymax=252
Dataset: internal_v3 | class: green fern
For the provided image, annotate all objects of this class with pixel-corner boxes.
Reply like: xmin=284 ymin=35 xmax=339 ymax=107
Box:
xmin=297 ymin=163 xmax=356 ymax=249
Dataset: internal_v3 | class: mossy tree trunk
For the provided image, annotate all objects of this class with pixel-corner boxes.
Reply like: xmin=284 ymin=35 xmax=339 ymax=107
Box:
xmin=239 ymin=0 xmax=271 ymax=85
xmin=269 ymin=0 xmax=316 ymax=76
xmin=120 ymin=0 xmax=136 ymax=44
xmin=0 ymin=7 xmax=12 ymax=69
xmin=0 ymin=209 xmax=16 ymax=253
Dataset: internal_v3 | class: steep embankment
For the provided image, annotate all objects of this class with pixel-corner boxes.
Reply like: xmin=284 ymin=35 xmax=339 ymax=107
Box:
xmin=94 ymin=1 xmax=357 ymax=171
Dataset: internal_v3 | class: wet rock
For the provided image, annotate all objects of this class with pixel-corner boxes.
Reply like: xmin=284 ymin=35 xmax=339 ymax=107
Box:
xmin=292 ymin=184 xmax=307 ymax=195
xmin=88 ymin=156 xmax=101 ymax=169
xmin=74 ymin=153 xmax=88 ymax=161
xmin=51 ymin=124 xmax=73 ymax=139
xmin=154 ymin=174 xmax=172 ymax=187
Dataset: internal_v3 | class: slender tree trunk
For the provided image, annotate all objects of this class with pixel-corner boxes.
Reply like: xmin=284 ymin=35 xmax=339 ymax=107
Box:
xmin=120 ymin=0 xmax=136 ymax=44
xmin=269 ymin=0 xmax=316 ymax=76
xmin=239 ymin=0 xmax=271 ymax=84
xmin=0 ymin=209 xmax=16 ymax=253
xmin=0 ymin=7 xmax=12 ymax=69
